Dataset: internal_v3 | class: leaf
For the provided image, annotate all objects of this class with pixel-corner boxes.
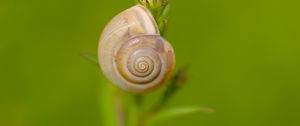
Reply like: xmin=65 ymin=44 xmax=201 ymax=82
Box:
xmin=80 ymin=52 xmax=98 ymax=66
xmin=149 ymin=106 xmax=215 ymax=125
xmin=157 ymin=3 xmax=170 ymax=23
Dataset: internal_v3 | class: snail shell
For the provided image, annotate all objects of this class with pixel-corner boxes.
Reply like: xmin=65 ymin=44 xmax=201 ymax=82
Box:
xmin=98 ymin=5 xmax=175 ymax=93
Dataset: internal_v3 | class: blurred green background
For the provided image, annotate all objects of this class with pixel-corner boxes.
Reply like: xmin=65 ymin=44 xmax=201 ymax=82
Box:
xmin=1 ymin=0 xmax=300 ymax=126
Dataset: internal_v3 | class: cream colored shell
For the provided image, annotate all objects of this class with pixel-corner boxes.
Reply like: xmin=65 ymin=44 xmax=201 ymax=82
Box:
xmin=98 ymin=5 xmax=175 ymax=93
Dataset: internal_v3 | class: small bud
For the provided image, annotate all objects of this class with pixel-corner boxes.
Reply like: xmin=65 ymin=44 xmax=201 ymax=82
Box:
xmin=137 ymin=0 xmax=168 ymax=9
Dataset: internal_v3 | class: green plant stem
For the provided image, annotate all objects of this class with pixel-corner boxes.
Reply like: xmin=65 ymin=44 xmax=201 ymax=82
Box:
xmin=158 ymin=66 xmax=188 ymax=109
xmin=136 ymin=67 xmax=188 ymax=126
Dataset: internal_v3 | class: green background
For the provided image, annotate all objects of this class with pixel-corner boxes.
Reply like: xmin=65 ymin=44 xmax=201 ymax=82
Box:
xmin=1 ymin=0 xmax=300 ymax=126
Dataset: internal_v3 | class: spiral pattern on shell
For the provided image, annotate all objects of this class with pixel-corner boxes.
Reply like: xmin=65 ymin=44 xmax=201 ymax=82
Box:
xmin=116 ymin=35 xmax=173 ymax=85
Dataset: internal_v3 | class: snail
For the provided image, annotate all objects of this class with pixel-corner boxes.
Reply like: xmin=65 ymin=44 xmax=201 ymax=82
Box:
xmin=98 ymin=5 xmax=175 ymax=93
